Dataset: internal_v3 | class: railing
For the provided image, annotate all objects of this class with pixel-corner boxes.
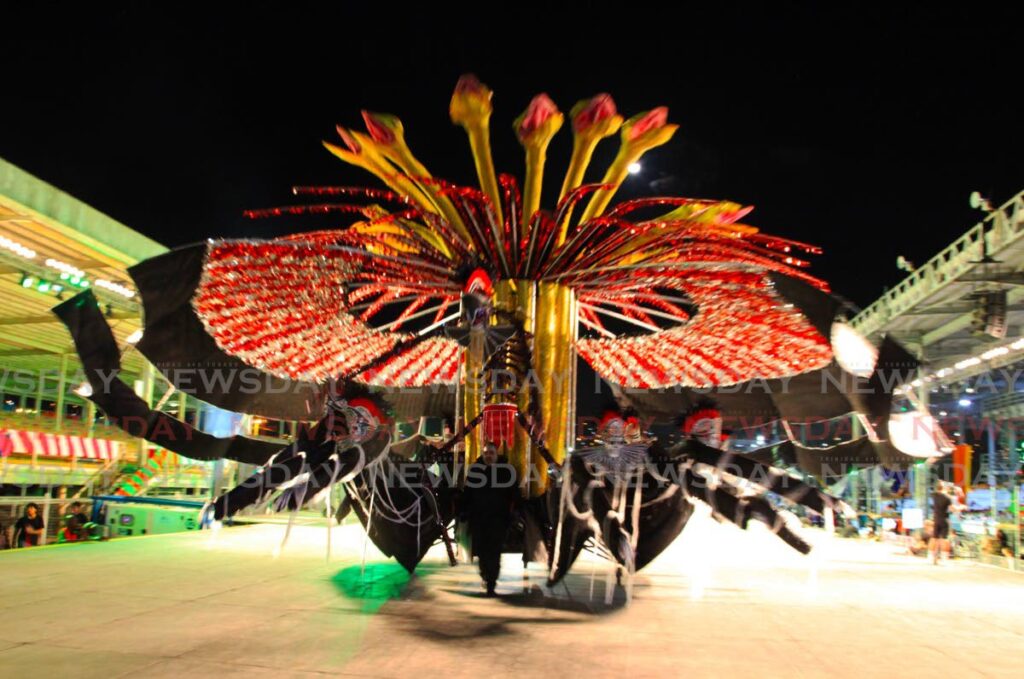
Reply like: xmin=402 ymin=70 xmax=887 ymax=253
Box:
xmin=851 ymin=190 xmax=1024 ymax=337
xmin=70 ymin=456 xmax=123 ymax=499
xmin=980 ymin=391 xmax=1024 ymax=415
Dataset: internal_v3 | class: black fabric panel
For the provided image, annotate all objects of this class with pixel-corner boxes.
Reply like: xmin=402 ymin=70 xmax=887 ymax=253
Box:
xmin=777 ymin=436 xmax=918 ymax=480
xmin=633 ymin=479 xmax=693 ymax=571
xmin=613 ymin=367 xmax=860 ymax=425
xmin=128 ymin=244 xmax=327 ymax=420
xmin=616 ymin=385 xmax=780 ymax=423
xmin=346 ymin=455 xmax=458 ymax=572
xmin=548 ymin=457 xmax=696 ymax=580
xmin=380 ymin=386 xmax=457 ymax=422
xmin=846 ymin=335 xmax=920 ymax=439
xmin=680 ymin=466 xmax=810 ymax=554
xmin=767 ymin=272 xmax=842 ymax=340
xmin=52 ymin=291 xmax=282 ymax=465
xmin=546 ymin=463 xmax=598 ymax=585
xmin=769 ymin=362 xmax=855 ymax=424
xmin=672 ymin=439 xmax=838 ymax=514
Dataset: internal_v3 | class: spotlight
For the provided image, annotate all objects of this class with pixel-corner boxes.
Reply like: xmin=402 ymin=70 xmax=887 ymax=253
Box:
xmin=969 ymin=191 xmax=994 ymax=213
xmin=958 ymin=398 xmax=972 ymax=408
xmin=627 ymin=162 xmax=642 ymax=175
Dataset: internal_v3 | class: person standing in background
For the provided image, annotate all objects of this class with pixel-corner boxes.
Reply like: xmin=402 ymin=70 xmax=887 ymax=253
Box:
xmin=14 ymin=502 xmax=45 ymax=548
xmin=928 ymin=481 xmax=962 ymax=564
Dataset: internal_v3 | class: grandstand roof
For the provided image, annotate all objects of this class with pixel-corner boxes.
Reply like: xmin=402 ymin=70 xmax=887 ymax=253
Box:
xmin=0 ymin=156 xmax=166 ymax=391
xmin=851 ymin=189 xmax=1024 ymax=386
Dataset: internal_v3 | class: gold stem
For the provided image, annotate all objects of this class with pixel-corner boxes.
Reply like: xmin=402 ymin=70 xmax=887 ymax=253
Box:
xmin=577 ymin=147 xmax=639 ymax=225
xmin=522 ymin=146 xmax=545 ymax=231
xmin=392 ymin=147 xmax=473 ymax=244
xmin=467 ymin=127 xmax=504 ymax=226
xmin=462 ymin=337 xmax=484 ymax=464
xmin=555 ymin=137 xmax=599 ymax=245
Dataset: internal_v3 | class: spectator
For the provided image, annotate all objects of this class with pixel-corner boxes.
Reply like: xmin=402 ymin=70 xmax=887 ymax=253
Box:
xmin=62 ymin=502 xmax=102 ymax=542
xmin=14 ymin=502 xmax=45 ymax=548
xmin=983 ymin=529 xmax=1014 ymax=559
xmin=0 ymin=519 xmax=9 ymax=550
xmin=59 ymin=516 xmax=84 ymax=543
xmin=67 ymin=501 xmax=90 ymax=526
xmin=928 ymin=481 xmax=963 ymax=564
xmin=907 ymin=531 xmax=928 ymax=557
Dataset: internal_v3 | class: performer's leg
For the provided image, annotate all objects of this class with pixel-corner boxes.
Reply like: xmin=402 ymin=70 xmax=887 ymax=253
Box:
xmin=681 ymin=467 xmax=810 ymax=554
xmin=679 ymin=446 xmax=840 ymax=514
xmin=478 ymin=548 xmax=500 ymax=595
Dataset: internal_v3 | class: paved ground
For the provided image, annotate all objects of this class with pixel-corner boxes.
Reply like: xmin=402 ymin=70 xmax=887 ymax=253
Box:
xmin=1 ymin=506 xmax=1022 ymax=678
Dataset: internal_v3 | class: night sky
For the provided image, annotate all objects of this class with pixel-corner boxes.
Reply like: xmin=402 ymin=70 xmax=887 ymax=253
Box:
xmin=2 ymin=4 xmax=1022 ymax=308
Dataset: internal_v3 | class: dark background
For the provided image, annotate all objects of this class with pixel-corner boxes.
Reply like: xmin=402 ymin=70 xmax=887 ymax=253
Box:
xmin=2 ymin=3 xmax=1021 ymax=308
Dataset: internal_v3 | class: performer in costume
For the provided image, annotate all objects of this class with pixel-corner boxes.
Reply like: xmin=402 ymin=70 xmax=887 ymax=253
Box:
xmin=462 ymin=442 xmax=519 ymax=595
xmin=53 ymin=75 xmax=943 ymax=583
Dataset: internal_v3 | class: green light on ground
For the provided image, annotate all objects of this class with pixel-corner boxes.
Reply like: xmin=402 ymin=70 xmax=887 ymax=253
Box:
xmin=331 ymin=563 xmax=410 ymax=613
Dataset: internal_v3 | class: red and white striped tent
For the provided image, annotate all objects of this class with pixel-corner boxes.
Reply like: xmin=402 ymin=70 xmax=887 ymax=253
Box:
xmin=0 ymin=429 xmax=123 ymax=461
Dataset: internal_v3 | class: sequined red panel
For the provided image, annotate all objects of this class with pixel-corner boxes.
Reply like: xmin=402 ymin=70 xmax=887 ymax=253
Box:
xmin=359 ymin=337 xmax=461 ymax=387
xmin=192 ymin=240 xmax=460 ymax=385
xmin=576 ymin=273 xmax=832 ymax=389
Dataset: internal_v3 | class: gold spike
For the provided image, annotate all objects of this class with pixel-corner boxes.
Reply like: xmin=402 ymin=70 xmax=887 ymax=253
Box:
xmin=359 ymin=111 xmax=472 ymax=243
xmin=514 ymin=94 xmax=563 ymax=226
xmin=578 ymin=108 xmax=678 ymax=225
xmin=450 ymin=75 xmax=504 ymax=225
xmin=556 ymin=94 xmax=623 ymax=245
xmin=323 ymin=133 xmax=432 ymax=213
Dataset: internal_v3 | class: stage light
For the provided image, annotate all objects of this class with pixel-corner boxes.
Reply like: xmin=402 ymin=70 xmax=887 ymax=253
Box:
xmin=896 ymin=255 xmax=915 ymax=273
xmin=45 ymin=258 xmax=85 ymax=278
xmin=0 ymin=235 xmax=36 ymax=259
xmin=980 ymin=346 xmax=1009 ymax=361
xmin=958 ymin=398 xmax=971 ymax=407
xmin=955 ymin=357 xmax=981 ymax=370
xmin=627 ymin=162 xmax=642 ymax=175
xmin=95 ymin=279 xmax=136 ymax=298
xmin=969 ymin=191 xmax=994 ymax=213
